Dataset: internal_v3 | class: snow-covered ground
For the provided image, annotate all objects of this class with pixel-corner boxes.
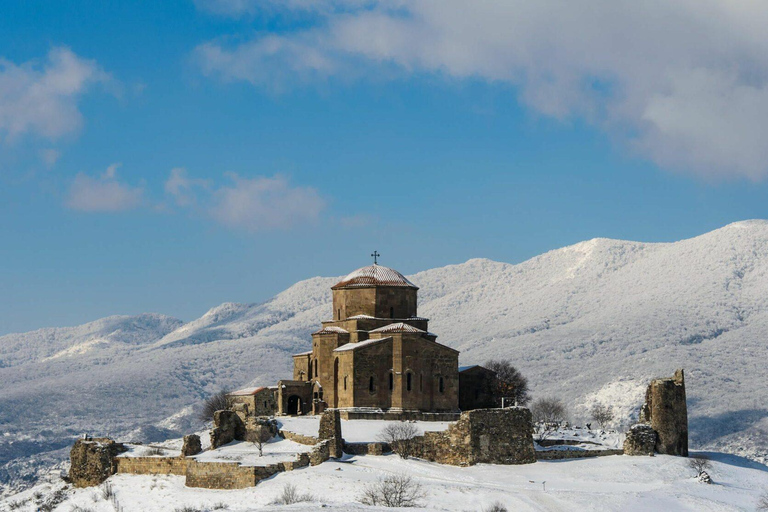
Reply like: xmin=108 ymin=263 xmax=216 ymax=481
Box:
xmin=3 ymin=451 xmax=768 ymax=511
xmin=277 ymin=417 xmax=452 ymax=443
xmin=6 ymin=221 xmax=768 ymax=493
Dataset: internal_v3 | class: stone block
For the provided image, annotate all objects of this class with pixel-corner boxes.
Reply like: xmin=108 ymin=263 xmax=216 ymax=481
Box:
xmin=69 ymin=438 xmax=127 ymax=487
xmin=623 ymin=424 xmax=657 ymax=456
xmin=181 ymin=434 xmax=202 ymax=457
xmin=309 ymin=439 xmax=331 ymax=466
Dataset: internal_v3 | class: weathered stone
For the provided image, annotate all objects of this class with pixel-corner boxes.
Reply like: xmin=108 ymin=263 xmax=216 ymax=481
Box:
xmin=69 ymin=438 xmax=127 ymax=487
xmin=211 ymin=410 xmax=244 ymax=449
xmin=309 ymin=439 xmax=332 ymax=466
xmin=639 ymin=369 xmax=688 ymax=456
xmin=318 ymin=409 xmax=343 ymax=458
xmin=416 ymin=408 xmax=536 ymax=466
xmin=623 ymin=424 xmax=657 ymax=456
xmin=244 ymin=417 xmax=279 ymax=443
xmin=181 ymin=434 xmax=202 ymax=457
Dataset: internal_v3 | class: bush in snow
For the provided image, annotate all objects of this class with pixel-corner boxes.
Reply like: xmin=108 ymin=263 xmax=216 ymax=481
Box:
xmin=272 ymin=483 xmax=315 ymax=505
xmin=143 ymin=446 xmax=166 ymax=456
xmin=197 ymin=389 xmax=230 ymax=424
xmin=688 ymin=456 xmax=712 ymax=477
xmin=589 ymin=404 xmax=614 ymax=430
xmin=758 ymin=493 xmax=768 ymax=511
xmin=484 ymin=359 xmax=531 ymax=406
xmin=531 ymin=397 xmax=568 ymax=441
xmin=378 ymin=421 xmax=421 ymax=459
xmin=360 ymin=474 xmax=426 ymax=508
xmin=100 ymin=481 xmax=114 ymax=500
xmin=482 ymin=502 xmax=508 ymax=512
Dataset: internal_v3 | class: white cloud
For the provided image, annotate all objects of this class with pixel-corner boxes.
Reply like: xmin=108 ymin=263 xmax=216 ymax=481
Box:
xmin=163 ymin=170 xmax=326 ymax=231
xmin=66 ymin=164 xmax=144 ymax=212
xmin=0 ymin=47 xmax=108 ymax=142
xmin=40 ymin=148 xmax=61 ymax=168
xmin=210 ymin=173 xmax=325 ymax=231
xmin=195 ymin=0 xmax=768 ymax=180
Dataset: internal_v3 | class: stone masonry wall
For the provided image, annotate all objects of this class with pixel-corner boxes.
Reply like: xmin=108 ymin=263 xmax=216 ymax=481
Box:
xmin=639 ymin=369 xmax=688 ymax=456
xmin=115 ymin=456 xmax=189 ymax=476
xmin=416 ymin=408 xmax=536 ymax=466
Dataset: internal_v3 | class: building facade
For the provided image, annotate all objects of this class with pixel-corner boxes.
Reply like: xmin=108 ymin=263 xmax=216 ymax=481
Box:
xmin=276 ymin=263 xmax=460 ymax=415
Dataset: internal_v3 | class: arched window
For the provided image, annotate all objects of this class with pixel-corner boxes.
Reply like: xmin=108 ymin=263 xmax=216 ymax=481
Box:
xmin=390 ymin=307 xmax=394 ymax=319
xmin=369 ymin=376 xmax=375 ymax=393
xmin=438 ymin=376 xmax=445 ymax=394
xmin=406 ymin=372 xmax=412 ymax=392
xmin=389 ymin=372 xmax=394 ymax=391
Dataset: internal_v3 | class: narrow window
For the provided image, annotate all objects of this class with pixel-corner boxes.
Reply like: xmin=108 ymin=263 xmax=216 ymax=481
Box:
xmin=264 ymin=401 xmax=268 ymax=408
xmin=338 ymin=308 xmax=341 ymax=320
xmin=420 ymin=374 xmax=423 ymax=391
xmin=390 ymin=307 xmax=394 ymax=319
xmin=407 ymin=372 xmax=412 ymax=391
xmin=439 ymin=376 xmax=445 ymax=394
xmin=344 ymin=376 xmax=347 ymax=390
xmin=369 ymin=376 xmax=375 ymax=393
xmin=389 ymin=372 xmax=394 ymax=391
xmin=314 ymin=360 xmax=318 ymax=378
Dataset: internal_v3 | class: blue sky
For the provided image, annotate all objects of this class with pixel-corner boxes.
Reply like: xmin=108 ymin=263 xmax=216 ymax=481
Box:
xmin=2 ymin=0 xmax=768 ymax=334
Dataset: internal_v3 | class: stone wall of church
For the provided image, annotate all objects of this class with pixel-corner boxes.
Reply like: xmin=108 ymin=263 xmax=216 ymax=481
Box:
xmin=332 ymin=286 xmax=418 ymax=320
xmin=352 ymin=338 xmax=395 ymax=409
xmin=292 ymin=354 xmax=310 ymax=381
xmin=374 ymin=287 xmax=417 ymax=319
xmin=397 ymin=334 xmax=459 ymax=412
xmin=332 ymin=287 xmax=377 ymax=320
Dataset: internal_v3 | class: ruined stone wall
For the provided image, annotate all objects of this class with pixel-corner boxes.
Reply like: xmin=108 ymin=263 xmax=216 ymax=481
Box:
xmin=339 ymin=410 xmax=460 ymax=421
xmin=640 ymin=369 xmax=688 ymax=456
xmin=115 ymin=456 xmax=189 ymax=476
xmin=69 ymin=438 xmax=127 ymax=487
xmin=280 ymin=430 xmax=319 ymax=446
xmin=185 ymin=460 xmax=281 ymax=489
xmin=535 ymin=449 xmax=624 ymax=460
xmin=415 ymin=408 xmax=536 ymax=466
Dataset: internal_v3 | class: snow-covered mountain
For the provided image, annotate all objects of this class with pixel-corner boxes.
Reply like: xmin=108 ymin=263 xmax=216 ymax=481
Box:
xmin=3 ymin=220 xmax=768 ymax=494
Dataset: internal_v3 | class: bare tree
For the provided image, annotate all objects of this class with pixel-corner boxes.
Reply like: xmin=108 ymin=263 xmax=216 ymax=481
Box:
xmin=483 ymin=502 xmax=508 ymax=512
xmin=360 ymin=475 xmax=426 ymax=508
xmin=198 ymin=389 xmax=230 ymax=424
xmin=530 ymin=397 xmax=567 ymax=441
xmin=484 ymin=360 xmax=531 ymax=406
xmin=253 ymin=425 xmax=273 ymax=456
xmin=378 ymin=422 xmax=421 ymax=459
xmin=758 ymin=492 xmax=768 ymax=511
xmin=688 ymin=456 xmax=712 ymax=477
xmin=589 ymin=404 xmax=615 ymax=430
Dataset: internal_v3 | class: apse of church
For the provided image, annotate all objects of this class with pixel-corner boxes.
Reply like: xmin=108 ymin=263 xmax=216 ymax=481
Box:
xmin=282 ymin=260 xmax=460 ymax=415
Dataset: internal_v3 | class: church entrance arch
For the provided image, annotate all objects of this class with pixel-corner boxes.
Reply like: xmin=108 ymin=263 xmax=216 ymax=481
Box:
xmin=286 ymin=395 xmax=301 ymax=415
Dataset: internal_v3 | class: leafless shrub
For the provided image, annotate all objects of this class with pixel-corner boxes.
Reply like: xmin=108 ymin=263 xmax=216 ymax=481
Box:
xmin=70 ymin=506 xmax=96 ymax=512
xmin=211 ymin=503 xmax=229 ymax=510
xmin=758 ymin=492 xmax=768 ymax=511
xmin=360 ymin=474 xmax=426 ymax=507
xmin=100 ymin=481 xmax=114 ymax=500
xmin=589 ymin=404 xmax=614 ymax=429
xmin=253 ymin=426 xmax=274 ymax=457
xmin=484 ymin=360 xmax=531 ymax=406
xmin=144 ymin=446 xmax=166 ymax=456
xmin=272 ymin=483 xmax=315 ymax=505
xmin=7 ymin=499 xmax=27 ymax=510
xmin=174 ymin=507 xmax=203 ymax=512
xmin=378 ymin=422 xmax=421 ymax=459
xmin=198 ymin=389 xmax=230 ymax=424
xmin=482 ymin=502 xmax=508 ymax=512
xmin=531 ymin=397 xmax=567 ymax=441
xmin=688 ymin=456 xmax=712 ymax=477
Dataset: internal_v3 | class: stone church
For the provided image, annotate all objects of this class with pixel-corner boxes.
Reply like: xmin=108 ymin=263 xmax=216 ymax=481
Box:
xmin=275 ymin=262 xmax=463 ymax=416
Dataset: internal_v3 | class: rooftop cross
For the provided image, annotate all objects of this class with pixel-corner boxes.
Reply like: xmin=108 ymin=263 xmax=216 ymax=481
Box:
xmin=371 ymin=250 xmax=380 ymax=265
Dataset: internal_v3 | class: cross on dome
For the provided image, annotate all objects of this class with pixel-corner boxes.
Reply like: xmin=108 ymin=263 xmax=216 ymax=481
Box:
xmin=371 ymin=250 xmax=380 ymax=265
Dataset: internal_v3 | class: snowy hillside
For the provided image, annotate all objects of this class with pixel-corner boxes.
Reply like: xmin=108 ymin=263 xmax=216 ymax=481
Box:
xmin=3 ymin=220 xmax=768 ymax=494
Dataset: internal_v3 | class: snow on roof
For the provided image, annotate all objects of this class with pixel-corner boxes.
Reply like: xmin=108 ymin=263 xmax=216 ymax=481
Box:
xmin=312 ymin=326 xmax=349 ymax=335
xmin=458 ymin=365 xmax=478 ymax=372
xmin=369 ymin=322 xmax=427 ymax=334
xmin=292 ymin=350 xmax=312 ymax=357
xmin=229 ymin=386 xmax=269 ymax=396
xmin=332 ymin=264 xmax=418 ymax=289
xmin=347 ymin=314 xmax=375 ymax=319
xmin=333 ymin=336 xmax=393 ymax=352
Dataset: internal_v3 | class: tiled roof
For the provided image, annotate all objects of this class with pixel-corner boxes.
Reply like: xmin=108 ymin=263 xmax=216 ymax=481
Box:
xmin=333 ymin=336 xmax=393 ymax=352
xmin=369 ymin=322 xmax=426 ymax=334
xmin=229 ymin=386 xmax=268 ymax=396
xmin=312 ymin=326 xmax=349 ymax=335
xmin=332 ymin=264 xmax=417 ymax=289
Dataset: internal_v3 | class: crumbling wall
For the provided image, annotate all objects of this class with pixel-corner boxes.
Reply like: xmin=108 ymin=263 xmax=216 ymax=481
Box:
xmin=210 ymin=410 xmax=244 ymax=449
xmin=318 ymin=409 xmax=343 ymax=458
xmin=623 ymin=424 xmax=657 ymax=456
xmin=639 ymin=369 xmax=688 ymax=456
xmin=69 ymin=438 xmax=127 ymax=487
xmin=416 ymin=408 xmax=536 ymax=466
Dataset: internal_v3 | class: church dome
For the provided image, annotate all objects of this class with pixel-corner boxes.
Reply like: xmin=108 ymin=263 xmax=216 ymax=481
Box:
xmin=332 ymin=264 xmax=418 ymax=289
